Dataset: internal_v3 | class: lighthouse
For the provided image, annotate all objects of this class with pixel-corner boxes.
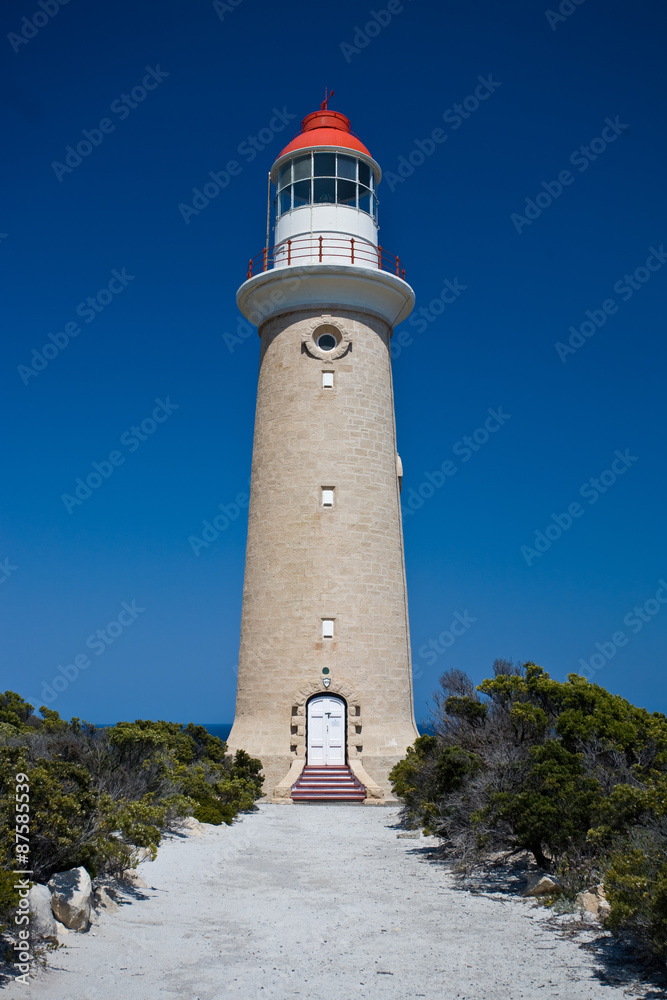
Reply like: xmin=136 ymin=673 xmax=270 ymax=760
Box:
xmin=226 ymin=98 xmax=419 ymax=803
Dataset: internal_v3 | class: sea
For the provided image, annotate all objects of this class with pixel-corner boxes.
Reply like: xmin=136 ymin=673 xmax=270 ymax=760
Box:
xmin=94 ymin=724 xmax=429 ymax=740
xmin=94 ymin=723 xmax=233 ymax=741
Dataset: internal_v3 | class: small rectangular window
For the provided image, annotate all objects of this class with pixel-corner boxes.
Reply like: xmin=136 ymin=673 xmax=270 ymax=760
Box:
xmin=314 ymin=152 xmax=336 ymax=177
xmin=293 ymin=153 xmax=311 ymax=181
xmin=337 ymin=154 xmax=357 ymax=180
xmin=322 ymin=619 xmax=334 ymax=639
xmin=337 ymin=179 xmax=357 ymax=207
xmin=280 ymin=187 xmax=292 ymax=214
xmin=293 ymin=180 xmax=311 ymax=207
xmin=314 ymin=177 xmax=335 ymax=204
xmin=322 ymin=371 xmax=334 ymax=388
xmin=321 ymin=488 xmax=334 ymax=507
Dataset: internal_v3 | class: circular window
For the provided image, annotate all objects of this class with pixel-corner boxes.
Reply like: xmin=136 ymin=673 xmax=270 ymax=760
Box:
xmin=317 ymin=333 xmax=337 ymax=352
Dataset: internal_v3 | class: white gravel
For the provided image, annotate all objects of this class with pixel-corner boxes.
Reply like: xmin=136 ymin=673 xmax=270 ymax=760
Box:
xmin=6 ymin=804 xmax=646 ymax=999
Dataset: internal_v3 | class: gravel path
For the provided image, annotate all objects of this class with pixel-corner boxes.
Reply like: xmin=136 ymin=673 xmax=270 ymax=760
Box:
xmin=6 ymin=805 xmax=649 ymax=999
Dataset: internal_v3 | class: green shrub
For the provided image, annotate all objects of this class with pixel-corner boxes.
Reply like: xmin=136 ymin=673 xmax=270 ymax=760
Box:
xmin=0 ymin=696 xmax=263 ymax=892
xmin=391 ymin=662 xmax=667 ymax=961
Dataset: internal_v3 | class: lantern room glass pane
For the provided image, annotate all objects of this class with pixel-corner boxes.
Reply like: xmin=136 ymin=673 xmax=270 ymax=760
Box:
xmin=371 ymin=193 xmax=378 ymax=219
xmin=293 ymin=154 xmax=311 ymax=181
xmin=337 ymin=179 xmax=356 ymax=207
xmin=358 ymin=161 xmax=370 ymax=187
xmin=280 ymin=187 xmax=292 ymax=214
xmin=314 ymin=177 xmax=335 ymax=203
xmin=293 ymin=180 xmax=311 ymax=207
xmin=358 ymin=186 xmax=371 ymax=214
xmin=314 ymin=152 xmax=336 ymax=177
xmin=278 ymin=163 xmax=291 ymax=190
xmin=337 ymin=154 xmax=357 ymax=180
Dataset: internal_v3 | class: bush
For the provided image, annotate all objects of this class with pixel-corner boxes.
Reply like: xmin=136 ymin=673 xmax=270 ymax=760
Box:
xmin=390 ymin=662 xmax=667 ymax=960
xmin=0 ymin=692 xmax=263 ymax=929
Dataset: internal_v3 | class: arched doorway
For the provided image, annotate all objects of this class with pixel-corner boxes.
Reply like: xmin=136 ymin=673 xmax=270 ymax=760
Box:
xmin=307 ymin=694 xmax=346 ymax=765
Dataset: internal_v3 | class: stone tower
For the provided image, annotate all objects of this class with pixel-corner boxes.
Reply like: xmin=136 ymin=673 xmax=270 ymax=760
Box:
xmin=226 ymin=101 xmax=419 ymax=802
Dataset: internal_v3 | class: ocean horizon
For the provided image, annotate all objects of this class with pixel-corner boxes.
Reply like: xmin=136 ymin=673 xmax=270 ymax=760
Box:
xmin=91 ymin=723 xmax=430 ymax=742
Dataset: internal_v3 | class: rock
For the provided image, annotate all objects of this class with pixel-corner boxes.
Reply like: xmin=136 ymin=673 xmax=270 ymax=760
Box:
xmin=132 ymin=846 xmax=154 ymax=862
xmin=121 ymin=869 xmax=148 ymax=889
xmin=28 ymin=884 xmax=58 ymax=943
xmin=93 ymin=887 xmax=120 ymax=914
xmin=47 ymin=867 xmax=92 ymax=931
xmin=54 ymin=918 xmax=70 ymax=941
xmin=575 ymin=889 xmax=599 ymax=914
xmin=576 ymin=883 xmax=610 ymax=919
xmin=179 ymin=816 xmax=205 ymax=837
xmin=597 ymin=885 xmax=611 ymax=918
xmin=523 ymin=874 xmax=560 ymax=897
xmin=396 ymin=831 xmax=420 ymax=839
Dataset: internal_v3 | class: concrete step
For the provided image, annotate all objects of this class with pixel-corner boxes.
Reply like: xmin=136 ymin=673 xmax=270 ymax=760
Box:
xmin=291 ymin=763 xmax=366 ymax=803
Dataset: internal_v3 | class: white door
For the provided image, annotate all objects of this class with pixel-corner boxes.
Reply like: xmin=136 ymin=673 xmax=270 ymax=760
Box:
xmin=307 ymin=696 xmax=346 ymax=765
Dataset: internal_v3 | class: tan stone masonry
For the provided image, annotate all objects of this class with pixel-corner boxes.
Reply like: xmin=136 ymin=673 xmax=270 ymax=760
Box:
xmin=227 ymin=306 xmax=419 ymax=799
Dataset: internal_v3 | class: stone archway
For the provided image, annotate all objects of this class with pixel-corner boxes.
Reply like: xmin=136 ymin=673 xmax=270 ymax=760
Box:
xmin=289 ymin=678 xmax=363 ymax=762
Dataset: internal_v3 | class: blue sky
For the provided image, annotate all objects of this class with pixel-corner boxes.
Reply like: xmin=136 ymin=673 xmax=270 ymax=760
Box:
xmin=1 ymin=0 xmax=666 ymax=726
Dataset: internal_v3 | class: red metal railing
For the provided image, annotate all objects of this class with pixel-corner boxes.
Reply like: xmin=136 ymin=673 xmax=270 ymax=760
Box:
xmin=246 ymin=235 xmax=406 ymax=281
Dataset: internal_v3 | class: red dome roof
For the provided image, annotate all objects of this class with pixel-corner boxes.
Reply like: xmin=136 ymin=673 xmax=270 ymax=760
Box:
xmin=278 ymin=109 xmax=372 ymax=159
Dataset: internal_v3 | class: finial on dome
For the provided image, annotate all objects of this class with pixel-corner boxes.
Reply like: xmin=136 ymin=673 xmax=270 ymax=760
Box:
xmin=320 ymin=87 xmax=334 ymax=111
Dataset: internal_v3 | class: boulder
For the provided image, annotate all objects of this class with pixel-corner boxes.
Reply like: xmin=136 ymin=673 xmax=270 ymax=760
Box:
xmin=94 ymin=887 xmax=120 ymax=914
xmin=47 ymin=867 xmax=92 ymax=931
xmin=54 ymin=918 xmax=70 ymax=941
xmin=179 ymin=816 xmax=205 ymax=837
xmin=121 ymin=869 xmax=148 ymax=889
xmin=576 ymin=883 xmax=610 ymax=918
xmin=575 ymin=889 xmax=599 ymax=914
xmin=132 ymin=846 xmax=154 ymax=863
xmin=523 ymin=874 xmax=560 ymax=897
xmin=596 ymin=884 xmax=611 ymax=919
xmin=28 ymin=884 xmax=58 ymax=943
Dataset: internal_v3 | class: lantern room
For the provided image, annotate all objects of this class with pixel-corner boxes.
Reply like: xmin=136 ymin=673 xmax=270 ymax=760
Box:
xmin=239 ymin=100 xmax=413 ymax=328
xmin=267 ymin=105 xmax=383 ymax=271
